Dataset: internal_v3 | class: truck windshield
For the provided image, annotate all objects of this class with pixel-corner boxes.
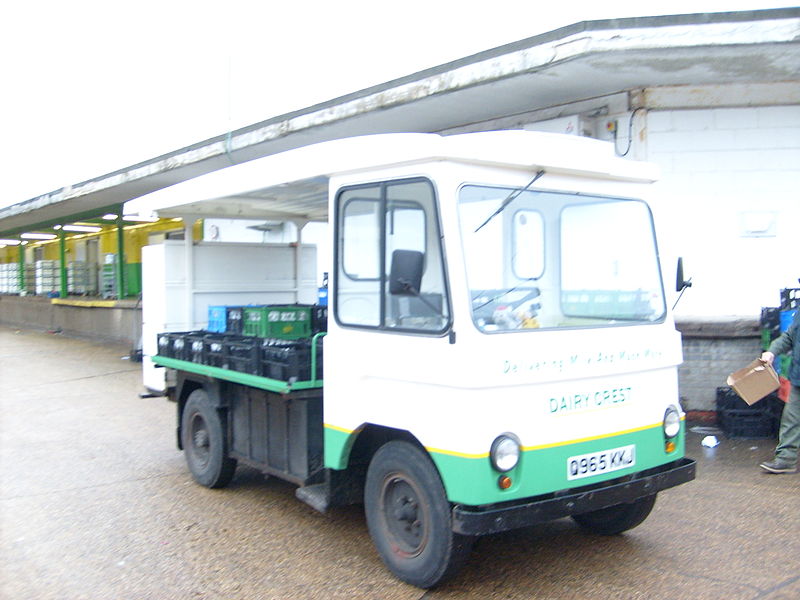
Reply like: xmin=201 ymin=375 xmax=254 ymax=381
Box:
xmin=458 ymin=184 xmax=666 ymax=332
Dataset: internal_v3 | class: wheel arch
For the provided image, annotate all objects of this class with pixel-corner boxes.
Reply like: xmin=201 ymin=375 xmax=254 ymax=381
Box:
xmin=326 ymin=423 xmax=437 ymax=503
xmin=175 ymin=373 xmax=225 ymax=450
xmin=342 ymin=423 xmax=427 ymax=467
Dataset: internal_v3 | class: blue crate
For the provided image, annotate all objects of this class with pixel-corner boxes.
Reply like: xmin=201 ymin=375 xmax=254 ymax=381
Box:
xmin=780 ymin=309 xmax=797 ymax=332
xmin=208 ymin=305 xmax=228 ymax=333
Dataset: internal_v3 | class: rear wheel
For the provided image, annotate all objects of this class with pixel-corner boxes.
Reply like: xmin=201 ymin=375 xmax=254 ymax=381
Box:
xmin=572 ymin=494 xmax=656 ymax=535
xmin=364 ymin=441 xmax=473 ymax=588
xmin=180 ymin=389 xmax=237 ymax=488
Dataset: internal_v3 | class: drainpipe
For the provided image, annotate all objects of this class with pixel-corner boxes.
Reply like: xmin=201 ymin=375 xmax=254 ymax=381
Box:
xmin=116 ymin=216 xmax=126 ymax=299
xmin=59 ymin=229 xmax=68 ymax=298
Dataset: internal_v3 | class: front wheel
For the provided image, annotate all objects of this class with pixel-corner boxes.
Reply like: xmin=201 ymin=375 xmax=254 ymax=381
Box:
xmin=572 ymin=494 xmax=656 ymax=535
xmin=364 ymin=441 xmax=473 ymax=588
xmin=180 ymin=388 xmax=237 ymax=488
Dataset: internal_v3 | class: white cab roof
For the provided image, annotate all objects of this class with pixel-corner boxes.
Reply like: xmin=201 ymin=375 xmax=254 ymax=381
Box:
xmin=123 ymin=131 xmax=659 ymax=223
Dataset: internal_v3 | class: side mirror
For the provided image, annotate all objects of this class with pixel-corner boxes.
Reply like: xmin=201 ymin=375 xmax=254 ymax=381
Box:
xmin=389 ymin=249 xmax=424 ymax=295
xmin=676 ymin=257 xmax=692 ymax=293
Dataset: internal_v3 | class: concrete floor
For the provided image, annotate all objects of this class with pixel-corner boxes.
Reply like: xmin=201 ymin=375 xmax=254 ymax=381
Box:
xmin=1 ymin=324 xmax=798 ymax=600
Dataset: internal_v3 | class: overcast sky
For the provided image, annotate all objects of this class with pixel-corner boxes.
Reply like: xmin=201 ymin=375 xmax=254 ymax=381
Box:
xmin=0 ymin=1 xmax=795 ymax=209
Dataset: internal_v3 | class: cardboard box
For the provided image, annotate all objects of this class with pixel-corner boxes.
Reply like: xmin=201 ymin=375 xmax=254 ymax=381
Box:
xmin=727 ymin=359 xmax=780 ymax=405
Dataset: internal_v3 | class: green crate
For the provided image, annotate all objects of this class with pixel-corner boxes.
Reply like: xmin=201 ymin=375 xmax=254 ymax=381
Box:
xmin=762 ymin=328 xmax=774 ymax=351
xmin=242 ymin=305 xmax=312 ymax=339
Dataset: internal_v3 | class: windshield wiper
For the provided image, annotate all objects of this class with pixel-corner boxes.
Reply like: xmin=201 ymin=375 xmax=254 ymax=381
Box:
xmin=474 ymin=169 xmax=545 ymax=233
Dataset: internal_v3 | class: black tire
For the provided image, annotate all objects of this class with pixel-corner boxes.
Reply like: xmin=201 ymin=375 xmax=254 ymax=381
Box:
xmin=572 ymin=494 xmax=657 ymax=535
xmin=180 ymin=388 xmax=237 ymax=488
xmin=364 ymin=441 xmax=473 ymax=588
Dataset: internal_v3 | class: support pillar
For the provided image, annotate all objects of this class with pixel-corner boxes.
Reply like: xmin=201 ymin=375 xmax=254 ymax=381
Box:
xmin=59 ymin=229 xmax=68 ymax=298
xmin=18 ymin=243 xmax=25 ymax=294
xmin=116 ymin=217 xmax=126 ymax=298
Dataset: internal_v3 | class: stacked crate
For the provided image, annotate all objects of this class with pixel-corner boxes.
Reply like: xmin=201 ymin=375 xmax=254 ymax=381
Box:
xmin=716 ymin=386 xmax=783 ymax=439
xmin=242 ymin=305 xmax=312 ymax=339
xmin=67 ymin=261 xmax=93 ymax=295
xmin=157 ymin=330 xmax=324 ymax=383
xmin=34 ymin=260 xmax=58 ymax=296
xmin=155 ymin=303 xmax=329 ymax=384
xmin=760 ymin=288 xmax=798 ymax=377
xmin=0 ymin=263 xmax=21 ymax=294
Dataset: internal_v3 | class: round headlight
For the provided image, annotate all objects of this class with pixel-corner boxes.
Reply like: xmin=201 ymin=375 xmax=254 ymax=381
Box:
xmin=490 ymin=435 xmax=520 ymax=472
xmin=663 ymin=407 xmax=681 ymax=439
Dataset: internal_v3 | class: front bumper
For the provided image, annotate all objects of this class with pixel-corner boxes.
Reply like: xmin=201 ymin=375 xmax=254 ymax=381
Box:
xmin=451 ymin=457 xmax=696 ymax=536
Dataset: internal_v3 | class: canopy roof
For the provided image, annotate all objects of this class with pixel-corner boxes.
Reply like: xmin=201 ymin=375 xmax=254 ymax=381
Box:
xmin=2 ymin=8 xmax=798 ymax=237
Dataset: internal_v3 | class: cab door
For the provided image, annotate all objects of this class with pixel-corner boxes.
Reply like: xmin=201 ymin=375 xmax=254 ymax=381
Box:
xmin=325 ymin=176 xmax=453 ymax=436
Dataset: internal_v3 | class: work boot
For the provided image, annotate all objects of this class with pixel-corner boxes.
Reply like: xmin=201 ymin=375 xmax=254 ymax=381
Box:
xmin=759 ymin=459 xmax=797 ymax=474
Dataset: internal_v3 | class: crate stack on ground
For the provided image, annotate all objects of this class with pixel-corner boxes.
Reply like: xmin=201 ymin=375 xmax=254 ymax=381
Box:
xmin=67 ymin=261 xmax=95 ymax=295
xmin=158 ymin=303 xmax=328 ymax=383
xmin=716 ymin=386 xmax=784 ymax=439
xmin=0 ymin=263 xmax=21 ymax=294
xmin=34 ymin=260 xmax=58 ymax=296
xmin=760 ymin=287 xmax=797 ymax=379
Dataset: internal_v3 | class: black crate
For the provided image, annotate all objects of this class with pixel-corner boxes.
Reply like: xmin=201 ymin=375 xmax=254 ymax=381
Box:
xmin=259 ymin=339 xmax=322 ymax=382
xmin=199 ymin=333 xmax=261 ymax=374
xmin=203 ymin=334 xmax=228 ymax=368
xmin=226 ymin=306 xmax=247 ymax=335
xmin=715 ymin=386 xmax=755 ymax=412
xmin=719 ymin=408 xmax=776 ymax=439
xmin=260 ymin=340 xmax=309 ymax=381
xmin=225 ymin=336 xmax=261 ymax=375
xmin=158 ymin=331 xmax=204 ymax=361
xmin=181 ymin=332 xmax=207 ymax=363
xmin=156 ymin=332 xmax=174 ymax=357
xmin=760 ymin=307 xmax=781 ymax=329
xmin=762 ymin=393 xmax=786 ymax=422
xmin=201 ymin=333 xmax=240 ymax=368
xmin=780 ymin=288 xmax=800 ymax=310
xmin=311 ymin=335 xmax=324 ymax=380
xmin=312 ymin=305 xmax=328 ymax=333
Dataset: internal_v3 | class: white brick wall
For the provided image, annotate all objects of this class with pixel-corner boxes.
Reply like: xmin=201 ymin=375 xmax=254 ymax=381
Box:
xmin=646 ymin=105 xmax=800 ymax=317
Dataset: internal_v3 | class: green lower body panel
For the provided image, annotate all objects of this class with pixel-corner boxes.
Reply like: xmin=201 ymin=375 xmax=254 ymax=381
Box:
xmin=324 ymin=422 xmax=686 ymax=506
xmin=324 ymin=425 xmax=353 ymax=470
xmin=431 ymin=423 xmax=685 ymax=505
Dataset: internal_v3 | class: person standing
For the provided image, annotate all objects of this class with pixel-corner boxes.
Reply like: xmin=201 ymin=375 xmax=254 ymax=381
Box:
xmin=760 ymin=308 xmax=800 ymax=473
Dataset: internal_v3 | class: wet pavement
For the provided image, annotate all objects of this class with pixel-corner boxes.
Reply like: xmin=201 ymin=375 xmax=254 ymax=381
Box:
xmin=1 ymin=324 xmax=798 ymax=600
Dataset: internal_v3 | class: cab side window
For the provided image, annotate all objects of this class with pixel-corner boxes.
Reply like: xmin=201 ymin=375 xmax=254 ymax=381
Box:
xmin=335 ymin=178 xmax=449 ymax=333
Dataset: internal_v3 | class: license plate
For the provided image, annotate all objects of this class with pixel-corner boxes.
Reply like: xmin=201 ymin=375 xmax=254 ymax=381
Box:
xmin=567 ymin=444 xmax=635 ymax=481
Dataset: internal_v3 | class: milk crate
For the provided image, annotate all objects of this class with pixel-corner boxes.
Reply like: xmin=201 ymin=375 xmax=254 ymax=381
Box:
xmin=207 ymin=306 xmax=228 ymax=333
xmin=780 ymin=309 xmax=797 ymax=332
xmin=243 ymin=305 xmax=312 ymax=339
xmin=224 ymin=336 xmax=261 ymax=374
xmin=226 ymin=306 xmax=247 ymax=334
xmin=312 ymin=305 xmax=328 ymax=333
xmin=201 ymin=333 xmax=232 ymax=367
xmin=157 ymin=331 xmax=201 ymax=359
xmin=719 ymin=408 xmax=776 ymax=439
xmin=202 ymin=334 xmax=260 ymax=375
xmin=259 ymin=338 xmax=322 ymax=382
xmin=716 ymin=386 xmax=751 ymax=412
xmin=780 ymin=288 xmax=800 ymax=310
